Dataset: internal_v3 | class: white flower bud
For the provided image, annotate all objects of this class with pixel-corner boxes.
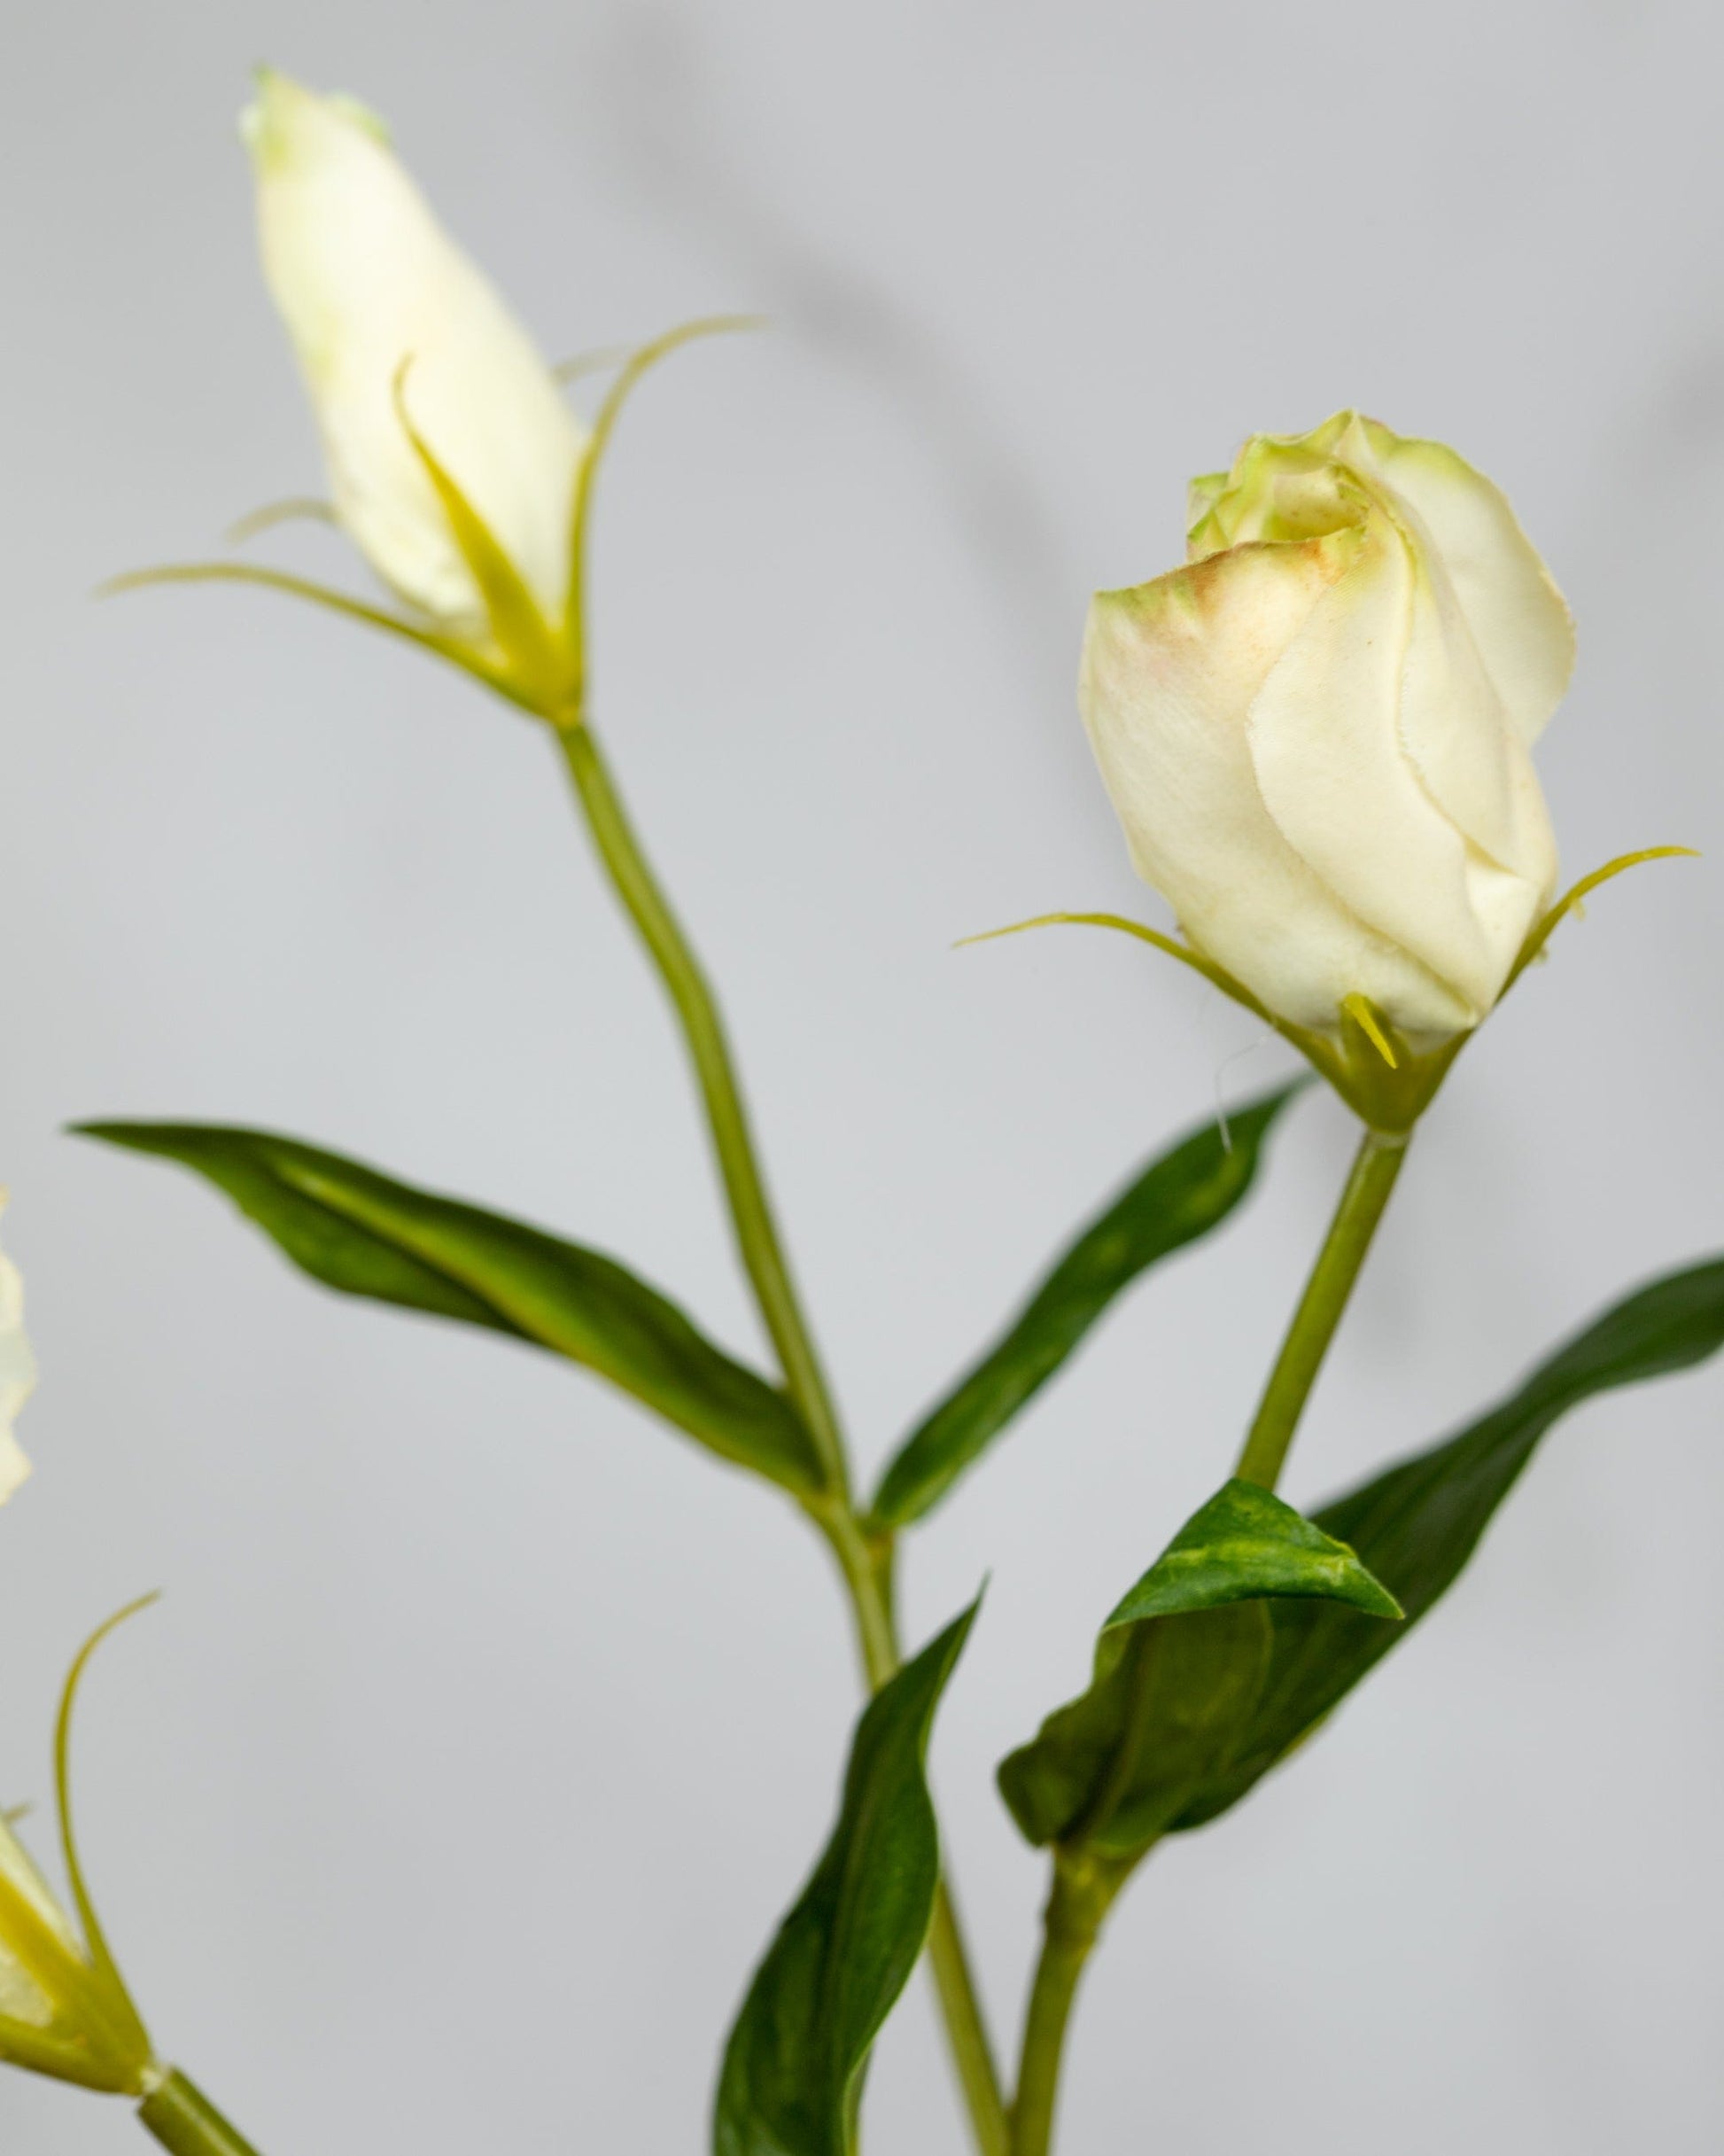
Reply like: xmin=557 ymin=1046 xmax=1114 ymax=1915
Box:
xmin=0 ymin=1203 xmax=35 ymax=1506
xmin=1080 ymin=413 xmax=1573 ymax=1043
xmin=242 ymin=70 xmax=585 ymax=639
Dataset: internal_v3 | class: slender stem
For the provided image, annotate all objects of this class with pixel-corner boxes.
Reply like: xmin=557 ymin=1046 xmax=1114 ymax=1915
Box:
xmin=810 ymin=1497 xmax=901 ymax=1686
xmin=1009 ymin=1856 xmax=1121 ymax=2156
xmin=137 ymin=2070 xmax=262 ymax=2156
xmin=1004 ymin=1125 xmax=1412 ymax=2151
xmin=928 ymin=1880 xmax=1011 ymax=2156
xmin=1232 ymin=1125 xmax=1409 ymax=1491
xmin=556 ymin=720 xmax=848 ymax=1491
xmin=552 ymin=715 xmax=1010 ymax=2155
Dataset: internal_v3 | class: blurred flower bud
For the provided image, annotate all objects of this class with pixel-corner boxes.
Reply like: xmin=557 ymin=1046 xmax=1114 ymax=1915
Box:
xmin=0 ymin=1606 xmax=156 ymax=2095
xmin=1080 ymin=412 xmax=1573 ymax=1048
xmin=0 ymin=1811 xmax=151 ymax=2092
xmin=242 ymin=70 xmax=585 ymax=660
xmin=0 ymin=1201 xmax=35 ymax=1505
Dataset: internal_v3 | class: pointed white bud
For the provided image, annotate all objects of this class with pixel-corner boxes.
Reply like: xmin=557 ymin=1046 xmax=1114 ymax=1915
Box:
xmin=242 ymin=70 xmax=586 ymax=638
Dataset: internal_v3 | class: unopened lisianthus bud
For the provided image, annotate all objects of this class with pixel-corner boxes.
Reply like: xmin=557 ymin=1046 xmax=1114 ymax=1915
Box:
xmin=242 ymin=69 xmax=586 ymax=641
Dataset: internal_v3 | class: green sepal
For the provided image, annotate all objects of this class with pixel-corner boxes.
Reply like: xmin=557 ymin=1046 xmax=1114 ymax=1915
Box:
xmin=961 ymin=846 xmax=1696 ymax=1134
xmin=392 ymin=361 xmax=577 ymax=712
xmin=998 ymin=1481 xmax=1396 ymax=1858
xmin=53 ymin=1598 xmax=158 ymax=2047
xmin=0 ymin=1601 xmax=158 ymax=2096
xmin=1169 ymin=1253 xmax=1724 ymax=1830
xmin=95 ymin=560 xmax=538 ymax=709
xmin=563 ymin=315 xmax=763 ymax=662
xmin=75 ymin=1121 xmax=827 ymax=1497
xmin=870 ymin=1086 xmax=1301 ymax=1527
xmin=715 ymin=1599 xmax=980 ymax=2156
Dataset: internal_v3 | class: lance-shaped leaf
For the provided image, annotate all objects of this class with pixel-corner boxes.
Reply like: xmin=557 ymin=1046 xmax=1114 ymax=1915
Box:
xmin=75 ymin=1122 xmax=825 ymax=1496
xmin=871 ymin=1086 xmax=1301 ymax=1527
xmin=1171 ymin=1255 xmax=1724 ymax=1831
xmin=715 ymin=1599 xmax=979 ymax=2156
xmin=998 ymin=1481 xmax=1398 ymax=1859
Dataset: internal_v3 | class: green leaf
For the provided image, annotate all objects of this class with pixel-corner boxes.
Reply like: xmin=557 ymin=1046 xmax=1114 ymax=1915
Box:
xmin=871 ymin=1085 xmax=1301 ymax=1527
xmin=998 ymin=1480 xmax=1397 ymax=1859
xmin=74 ymin=1122 xmax=825 ymax=1496
xmin=1171 ymin=1254 xmax=1724 ymax=1831
xmin=715 ymin=1599 xmax=980 ymax=2156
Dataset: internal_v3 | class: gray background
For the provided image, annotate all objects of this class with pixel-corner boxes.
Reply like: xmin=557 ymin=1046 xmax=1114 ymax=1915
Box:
xmin=2 ymin=0 xmax=1720 ymax=2148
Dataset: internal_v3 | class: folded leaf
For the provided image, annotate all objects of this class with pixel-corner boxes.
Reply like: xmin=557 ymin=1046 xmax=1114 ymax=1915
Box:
xmin=75 ymin=1122 xmax=825 ymax=1496
xmin=1171 ymin=1254 xmax=1724 ymax=1831
xmin=872 ymin=1085 xmax=1301 ymax=1527
xmin=998 ymin=1480 xmax=1396 ymax=1858
xmin=715 ymin=1599 xmax=980 ymax=2156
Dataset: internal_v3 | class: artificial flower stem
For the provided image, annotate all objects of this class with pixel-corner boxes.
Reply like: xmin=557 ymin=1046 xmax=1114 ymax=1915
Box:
xmin=811 ymin=1497 xmax=901 ymax=1685
xmin=555 ymin=718 xmax=1011 ymax=2156
xmin=556 ymin=720 xmax=850 ymax=1492
xmin=1232 ymin=1125 xmax=1409 ymax=1491
xmin=136 ymin=2071 xmax=263 ymax=2156
xmin=927 ymin=1876 xmax=1013 ymax=2156
xmin=1009 ymin=1854 xmax=1123 ymax=2156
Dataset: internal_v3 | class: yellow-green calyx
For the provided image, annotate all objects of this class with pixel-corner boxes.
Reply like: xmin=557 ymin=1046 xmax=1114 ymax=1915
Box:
xmin=0 ymin=1602 xmax=158 ymax=2095
xmin=964 ymin=846 xmax=1696 ymax=1134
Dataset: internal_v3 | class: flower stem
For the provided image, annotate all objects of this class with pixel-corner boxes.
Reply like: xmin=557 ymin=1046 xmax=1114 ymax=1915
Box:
xmin=1232 ymin=1125 xmax=1409 ymax=1491
xmin=557 ymin=720 xmax=849 ymax=1488
xmin=553 ymin=717 xmax=1010 ymax=2156
xmin=1004 ymin=1125 xmax=1411 ymax=2152
xmin=1008 ymin=1855 xmax=1123 ymax=2156
xmin=928 ymin=1880 xmax=1010 ymax=2156
xmin=136 ymin=2070 xmax=262 ymax=2156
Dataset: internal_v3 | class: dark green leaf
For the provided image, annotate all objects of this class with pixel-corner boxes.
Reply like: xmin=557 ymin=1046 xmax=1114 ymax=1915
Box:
xmin=715 ymin=1599 xmax=980 ymax=2156
xmin=1171 ymin=1255 xmax=1724 ymax=1831
xmin=75 ymin=1122 xmax=825 ymax=1495
xmin=998 ymin=1480 xmax=1396 ymax=1858
xmin=871 ymin=1085 xmax=1301 ymax=1527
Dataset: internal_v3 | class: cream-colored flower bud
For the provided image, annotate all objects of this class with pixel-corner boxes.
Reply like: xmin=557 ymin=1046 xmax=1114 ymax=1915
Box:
xmin=0 ymin=1203 xmax=35 ymax=1505
xmin=242 ymin=69 xmax=585 ymax=639
xmin=1080 ymin=413 xmax=1573 ymax=1044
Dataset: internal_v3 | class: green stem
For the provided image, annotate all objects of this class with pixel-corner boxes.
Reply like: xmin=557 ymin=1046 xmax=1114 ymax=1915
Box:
xmin=137 ymin=2070 xmax=262 ymax=2156
xmin=552 ymin=716 xmax=1010 ymax=2156
xmin=1232 ymin=1125 xmax=1409 ymax=1491
xmin=928 ymin=1879 xmax=1011 ymax=2156
xmin=557 ymin=720 xmax=849 ymax=1491
xmin=1009 ymin=1856 xmax=1122 ymax=2156
xmin=1004 ymin=1125 xmax=1411 ymax=2152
